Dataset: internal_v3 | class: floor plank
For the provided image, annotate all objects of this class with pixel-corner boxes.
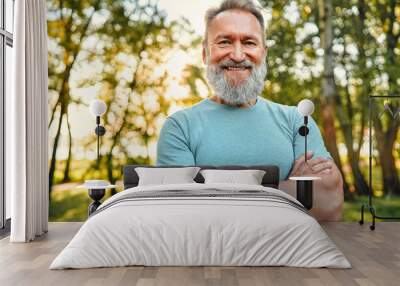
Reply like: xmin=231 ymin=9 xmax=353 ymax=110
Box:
xmin=0 ymin=222 xmax=399 ymax=286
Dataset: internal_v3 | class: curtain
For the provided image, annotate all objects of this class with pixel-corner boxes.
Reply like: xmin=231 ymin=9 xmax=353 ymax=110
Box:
xmin=9 ymin=0 xmax=48 ymax=242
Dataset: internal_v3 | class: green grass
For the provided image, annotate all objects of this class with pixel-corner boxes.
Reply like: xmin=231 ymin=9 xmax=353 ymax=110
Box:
xmin=50 ymin=189 xmax=114 ymax=222
xmin=343 ymin=196 xmax=400 ymax=222
xmin=49 ymin=188 xmax=400 ymax=222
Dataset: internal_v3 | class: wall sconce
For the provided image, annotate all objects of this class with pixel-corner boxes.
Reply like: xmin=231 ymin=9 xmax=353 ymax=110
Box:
xmin=89 ymin=99 xmax=107 ymax=167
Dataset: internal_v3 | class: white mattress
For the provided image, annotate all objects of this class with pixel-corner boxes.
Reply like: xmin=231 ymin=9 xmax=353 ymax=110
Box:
xmin=50 ymin=183 xmax=351 ymax=269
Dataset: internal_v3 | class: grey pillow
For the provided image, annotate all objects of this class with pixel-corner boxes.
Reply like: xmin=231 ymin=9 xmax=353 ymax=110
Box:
xmin=135 ymin=167 xmax=201 ymax=186
xmin=200 ymin=169 xmax=266 ymax=185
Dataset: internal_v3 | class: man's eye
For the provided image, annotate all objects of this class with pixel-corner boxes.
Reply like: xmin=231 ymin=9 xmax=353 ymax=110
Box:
xmin=244 ymin=41 xmax=256 ymax=46
xmin=218 ymin=40 xmax=230 ymax=45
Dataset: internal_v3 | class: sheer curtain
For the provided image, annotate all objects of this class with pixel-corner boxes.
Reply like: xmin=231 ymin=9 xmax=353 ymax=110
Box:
xmin=9 ymin=0 xmax=48 ymax=242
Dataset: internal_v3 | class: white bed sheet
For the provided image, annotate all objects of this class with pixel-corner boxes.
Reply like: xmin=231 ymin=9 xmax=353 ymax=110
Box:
xmin=50 ymin=183 xmax=351 ymax=269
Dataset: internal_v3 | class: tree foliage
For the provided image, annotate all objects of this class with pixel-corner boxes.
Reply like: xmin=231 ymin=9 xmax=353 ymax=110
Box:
xmin=47 ymin=0 xmax=199 ymax=194
xmin=258 ymin=0 xmax=400 ymax=196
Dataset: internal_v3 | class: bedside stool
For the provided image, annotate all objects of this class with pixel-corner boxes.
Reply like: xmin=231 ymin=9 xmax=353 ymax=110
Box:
xmin=77 ymin=182 xmax=117 ymax=216
xmin=289 ymin=176 xmax=321 ymax=210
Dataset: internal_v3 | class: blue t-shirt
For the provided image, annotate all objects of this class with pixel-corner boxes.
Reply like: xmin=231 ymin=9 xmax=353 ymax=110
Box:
xmin=156 ymin=96 xmax=331 ymax=180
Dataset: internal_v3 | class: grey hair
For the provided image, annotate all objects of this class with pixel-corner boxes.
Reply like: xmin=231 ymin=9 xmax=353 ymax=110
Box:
xmin=203 ymin=0 xmax=266 ymax=46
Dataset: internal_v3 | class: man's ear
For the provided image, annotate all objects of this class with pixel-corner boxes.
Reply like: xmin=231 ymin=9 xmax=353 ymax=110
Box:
xmin=202 ymin=45 xmax=207 ymax=64
xmin=264 ymin=44 xmax=268 ymax=57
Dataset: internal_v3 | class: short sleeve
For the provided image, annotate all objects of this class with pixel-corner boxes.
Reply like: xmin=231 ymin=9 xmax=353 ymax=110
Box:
xmin=292 ymin=111 xmax=332 ymax=160
xmin=156 ymin=116 xmax=195 ymax=166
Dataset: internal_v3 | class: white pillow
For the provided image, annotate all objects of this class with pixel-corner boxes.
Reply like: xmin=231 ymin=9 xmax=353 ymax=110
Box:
xmin=135 ymin=167 xmax=201 ymax=186
xmin=200 ymin=169 xmax=266 ymax=185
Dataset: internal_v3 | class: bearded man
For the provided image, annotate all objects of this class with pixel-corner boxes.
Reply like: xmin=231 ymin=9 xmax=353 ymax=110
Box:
xmin=156 ymin=0 xmax=343 ymax=221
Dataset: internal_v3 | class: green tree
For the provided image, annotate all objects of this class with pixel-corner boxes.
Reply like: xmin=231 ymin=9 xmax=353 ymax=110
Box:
xmin=258 ymin=0 xmax=400 ymax=197
xmin=369 ymin=0 xmax=400 ymax=196
xmin=48 ymin=0 xmax=105 ymax=195
xmin=258 ymin=0 xmax=352 ymax=194
xmin=48 ymin=0 xmax=199 ymax=196
xmin=332 ymin=0 xmax=372 ymax=195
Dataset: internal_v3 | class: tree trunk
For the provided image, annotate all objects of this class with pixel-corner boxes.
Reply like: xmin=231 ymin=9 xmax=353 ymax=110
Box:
xmin=373 ymin=114 xmax=400 ymax=196
xmin=340 ymin=100 xmax=368 ymax=196
xmin=346 ymin=0 xmax=372 ymax=196
xmin=372 ymin=0 xmax=400 ymax=196
xmin=62 ymin=110 xmax=72 ymax=182
xmin=49 ymin=102 xmax=65 ymax=196
xmin=340 ymin=40 xmax=369 ymax=196
xmin=48 ymin=62 xmax=74 ymax=195
xmin=318 ymin=0 xmax=349 ymax=194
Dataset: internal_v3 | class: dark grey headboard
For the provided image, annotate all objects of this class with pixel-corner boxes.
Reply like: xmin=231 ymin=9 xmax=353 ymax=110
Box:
xmin=123 ymin=165 xmax=280 ymax=190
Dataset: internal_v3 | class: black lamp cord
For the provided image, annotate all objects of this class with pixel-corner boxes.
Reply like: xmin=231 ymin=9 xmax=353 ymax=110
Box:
xmin=96 ymin=116 xmax=100 ymax=169
xmin=298 ymin=116 xmax=309 ymax=165
xmin=94 ymin=116 xmax=107 ymax=170
xmin=304 ymin=116 xmax=308 ymax=163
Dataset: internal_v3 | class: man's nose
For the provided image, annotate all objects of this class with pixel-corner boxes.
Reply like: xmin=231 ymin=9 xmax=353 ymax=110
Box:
xmin=230 ymin=43 xmax=246 ymax=62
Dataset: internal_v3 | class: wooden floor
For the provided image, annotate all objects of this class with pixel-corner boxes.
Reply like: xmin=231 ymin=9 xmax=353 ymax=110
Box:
xmin=0 ymin=222 xmax=399 ymax=286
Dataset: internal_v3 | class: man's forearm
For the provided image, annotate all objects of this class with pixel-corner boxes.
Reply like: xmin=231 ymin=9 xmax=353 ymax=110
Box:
xmin=278 ymin=166 xmax=344 ymax=221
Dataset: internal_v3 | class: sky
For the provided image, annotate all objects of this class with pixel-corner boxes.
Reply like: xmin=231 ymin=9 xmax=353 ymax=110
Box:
xmin=158 ymin=0 xmax=220 ymax=36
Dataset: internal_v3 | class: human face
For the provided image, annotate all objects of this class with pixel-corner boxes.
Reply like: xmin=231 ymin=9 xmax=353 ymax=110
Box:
xmin=203 ymin=9 xmax=267 ymax=87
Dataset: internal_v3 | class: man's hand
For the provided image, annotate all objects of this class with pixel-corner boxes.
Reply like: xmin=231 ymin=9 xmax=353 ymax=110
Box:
xmin=289 ymin=151 xmax=333 ymax=177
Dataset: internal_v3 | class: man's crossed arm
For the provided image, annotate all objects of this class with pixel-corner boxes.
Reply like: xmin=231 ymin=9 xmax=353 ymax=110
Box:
xmin=279 ymin=151 xmax=344 ymax=221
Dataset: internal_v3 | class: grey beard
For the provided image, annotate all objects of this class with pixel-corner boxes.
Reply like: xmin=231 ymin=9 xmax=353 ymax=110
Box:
xmin=206 ymin=58 xmax=267 ymax=105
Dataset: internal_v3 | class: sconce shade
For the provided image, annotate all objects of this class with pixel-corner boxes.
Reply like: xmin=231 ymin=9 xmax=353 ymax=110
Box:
xmin=297 ymin=99 xmax=315 ymax=116
xmin=90 ymin=99 xmax=107 ymax=117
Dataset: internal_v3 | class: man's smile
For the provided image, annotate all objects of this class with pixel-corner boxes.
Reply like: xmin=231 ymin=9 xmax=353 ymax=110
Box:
xmin=219 ymin=60 xmax=254 ymax=80
xmin=222 ymin=65 xmax=252 ymax=85
xmin=223 ymin=66 xmax=251 ymax=71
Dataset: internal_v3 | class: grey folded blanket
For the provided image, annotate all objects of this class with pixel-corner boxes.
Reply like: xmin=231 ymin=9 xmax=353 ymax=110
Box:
xmin=91 ymin=189 xmax=309 ymax=217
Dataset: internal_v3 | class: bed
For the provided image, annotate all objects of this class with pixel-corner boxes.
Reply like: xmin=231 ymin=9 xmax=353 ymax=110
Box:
xmin=50 ymin=165 xmax=351 ymax=269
